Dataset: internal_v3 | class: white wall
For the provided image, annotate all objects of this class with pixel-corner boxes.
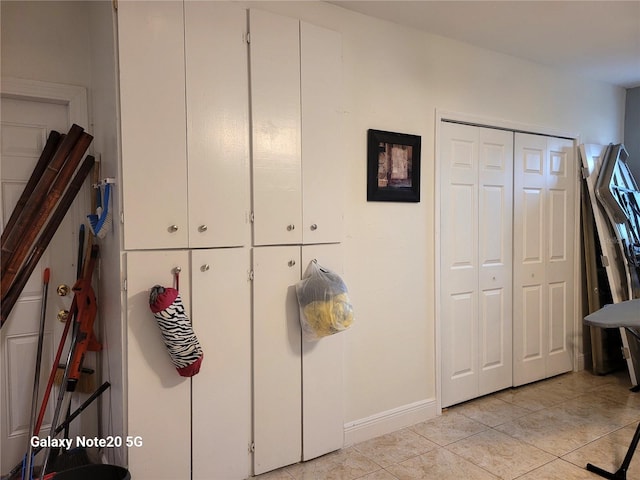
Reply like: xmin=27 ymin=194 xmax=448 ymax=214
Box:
xmin=1 ymin=1 xmax=91 ymax=88
xmin=243 ymin=1 xmax=626 ymax=428
xmin=2 ymin=0 xmax=627 ymax=454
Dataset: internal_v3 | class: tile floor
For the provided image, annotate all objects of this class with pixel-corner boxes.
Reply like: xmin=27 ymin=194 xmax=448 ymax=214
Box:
xmin=254 ymin=369 xmax=640 ymax=479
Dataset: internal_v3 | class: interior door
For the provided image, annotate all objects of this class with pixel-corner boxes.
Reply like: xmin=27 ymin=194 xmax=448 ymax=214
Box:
xmin=439 ymin=122 xmax=513 ymax=407
xmin=513 ymin=133 xmax=575 ymax=386
xmin=0 ymin=97 xmax=82 ymax=471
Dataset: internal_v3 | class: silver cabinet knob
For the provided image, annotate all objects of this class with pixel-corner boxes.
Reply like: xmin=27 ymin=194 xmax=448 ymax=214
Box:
xmin=310 ymin=224 xmax=318 ymax=231
xmin=288 ymin=260 xmax=296 ymax=267
xmin=168 ymin=225 xmax=179 ymax=233
xmin=201 ymin=264 xmax=210 ymax=272
xmin=198 ymin=225 xmax=208 ymax=232
xmin=287 ymin=224 xmax=295 ymax=231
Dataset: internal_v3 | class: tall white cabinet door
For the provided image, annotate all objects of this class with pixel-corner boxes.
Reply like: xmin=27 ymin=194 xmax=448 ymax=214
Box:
xmin=513 ymin=133 xmax=575 ymax=386
xmin=185 ymin=2 xmax=250 ymax=248
xmin=249 ymin=10 xmax=302 ymax=246
xmin=126 ymin=250 xmax=191 ymax=480
xmin=192 ymin=248 xmax=251 ymax=480
xmin=300 ymin=22 xmax=344 ymax=244
xmin=253 ymin=246 xmax=302 ymax=474
xmin=440 ymin=122 xmax=513 ymax=407
xmin=301 ymin=245 xmax=345 ymax=460
xmin=118 ymin=1 xmax=189 ymax=250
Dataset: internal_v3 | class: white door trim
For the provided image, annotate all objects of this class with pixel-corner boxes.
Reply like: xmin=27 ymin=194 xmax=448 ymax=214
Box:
xmin=1 ymin=77 xmax=88 ymax=128
xmin=0 ymin=76 xmax=91 ymax=228
xmin=434 ymin=108 xmax=583 ymax=412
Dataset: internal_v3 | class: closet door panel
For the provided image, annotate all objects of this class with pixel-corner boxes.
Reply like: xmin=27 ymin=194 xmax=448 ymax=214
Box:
xmin=441 ymin=122 xmax=513 ymax=405
xmin=253 ymin=246 xmax=302 ymax=474
xmin=513 ymin=134 xmax=547 ymax=386
xmin=300 ymin=21 xmax=344 ymax=244
xmin=301 ymin=244 xmax=345 ymax=461
xmin=126 ymin=250 xmax=191 ymax=480
xmin=514 ymin=133 xmax=575 ymax=385
xmin=118 ymin=1 xmax=188 ymax=250
xmin=477 ymin=127 xmax=513 ymax=396
xmin=249 ymin=10 xmax=302 ymax=246
xmin=440 ymin=122 xmax=479 ymax=407
xmin=545 ymin=137 xmax=575 ymax=376
xmin=185 ymin=2 xmax=250 ymax=248
xmin=192 ymin=248 xmax=251 ymax=480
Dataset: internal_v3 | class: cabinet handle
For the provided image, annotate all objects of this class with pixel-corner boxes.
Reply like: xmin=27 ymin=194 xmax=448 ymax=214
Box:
xmin=168 ymin=225 xmax=179 ymax=233
xmin=287 ymin=224 xmax=295 ymax=231
xmin=201 ymin=264 xmax=210 ymax=272
xmin=288 ymin=260 xmax=296 ymax=267
xmin=310 ymin=224 xmax=318 ymax=231
xmin=198 ymin=225 xmax=208 ymax=232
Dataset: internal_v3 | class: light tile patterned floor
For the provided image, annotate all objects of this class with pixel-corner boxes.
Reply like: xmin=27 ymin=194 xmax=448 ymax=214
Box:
xmin=253 ymin=369 xmax=640 ymax=479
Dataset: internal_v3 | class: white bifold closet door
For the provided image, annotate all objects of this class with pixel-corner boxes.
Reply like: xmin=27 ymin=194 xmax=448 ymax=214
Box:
xmin=440 ymin=122 xmax=514 ymax=408
xmin=513 ymin=133 xmax=575 ymax=386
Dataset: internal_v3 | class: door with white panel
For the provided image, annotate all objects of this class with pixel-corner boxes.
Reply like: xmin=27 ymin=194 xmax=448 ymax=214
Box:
xmin=0 ymin=96 xmax=84 ymax=472
xmin=192 ymin=248 xmax=251 ymax=480
xmin=252 ymin=246 xmax=302 ymax=474
xmin=440 ymin=122 xmax=513 ymax=408
xmin=513 ymin=133 xmax=575 ymax=386
xmin=126 ymin=250 xmax=191 ymax=480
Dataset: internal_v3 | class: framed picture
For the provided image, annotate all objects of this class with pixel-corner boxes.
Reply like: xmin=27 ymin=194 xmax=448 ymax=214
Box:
xmin=367 ymin=129 xmax=421 ymax=202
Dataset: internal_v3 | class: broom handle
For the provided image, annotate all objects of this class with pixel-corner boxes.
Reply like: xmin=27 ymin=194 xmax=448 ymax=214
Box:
xmin=1 ymin=131 xmax=62 ymax=244
xmin=1 ymin=132 xmax=93 ymax=299
xmin=1 ymin=124 xmax=84 ymax=277
xmin=0 ymin=155 xmax=95 ymax=327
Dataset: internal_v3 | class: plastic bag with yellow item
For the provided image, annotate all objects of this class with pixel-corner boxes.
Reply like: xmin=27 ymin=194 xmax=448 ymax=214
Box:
xmin=295 ymin=260 xmax=354 ymax=341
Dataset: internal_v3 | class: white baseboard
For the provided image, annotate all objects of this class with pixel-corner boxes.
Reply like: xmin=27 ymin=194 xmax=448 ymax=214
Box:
xmin=343 ymin=398 xmax=437 ymax=446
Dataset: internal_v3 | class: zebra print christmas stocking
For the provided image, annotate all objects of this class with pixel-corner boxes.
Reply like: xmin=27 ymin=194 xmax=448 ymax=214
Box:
xmin=149 ymin=285 xmax=203 ymax=377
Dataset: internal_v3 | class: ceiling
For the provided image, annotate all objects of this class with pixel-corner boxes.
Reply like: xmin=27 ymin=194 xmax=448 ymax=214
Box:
xmin=330 ymin=1 xmax=640 ymax=89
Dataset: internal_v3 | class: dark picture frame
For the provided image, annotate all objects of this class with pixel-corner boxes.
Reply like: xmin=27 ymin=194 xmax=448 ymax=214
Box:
xmin=367 ymin=129 xmax=421 ymax=202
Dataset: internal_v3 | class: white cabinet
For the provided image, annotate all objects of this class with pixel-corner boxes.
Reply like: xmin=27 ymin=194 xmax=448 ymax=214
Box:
xmin=119 ymin=0 xmax=188 ymax=250
xmin=185 ymin=2 xmax=250 ymax=249
xmin=126 ymin=248 xmax=251 ymax=480
xmin=249 ymin=10 xmax=344 ymax=246
xmin=300 ymin=245 xmax=345 ymax=462
xmin=118 ymin=1 xmax=249 ymax=250
xmin=126 ymin=250 xmax=191 ymax=480
xmin=253 ymin=244 xmax=344 ymax=474
xmin=191 ymin=248 xmax=251 ymax=480
xmin=252 ymin=246 xmax=302 ymax=474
